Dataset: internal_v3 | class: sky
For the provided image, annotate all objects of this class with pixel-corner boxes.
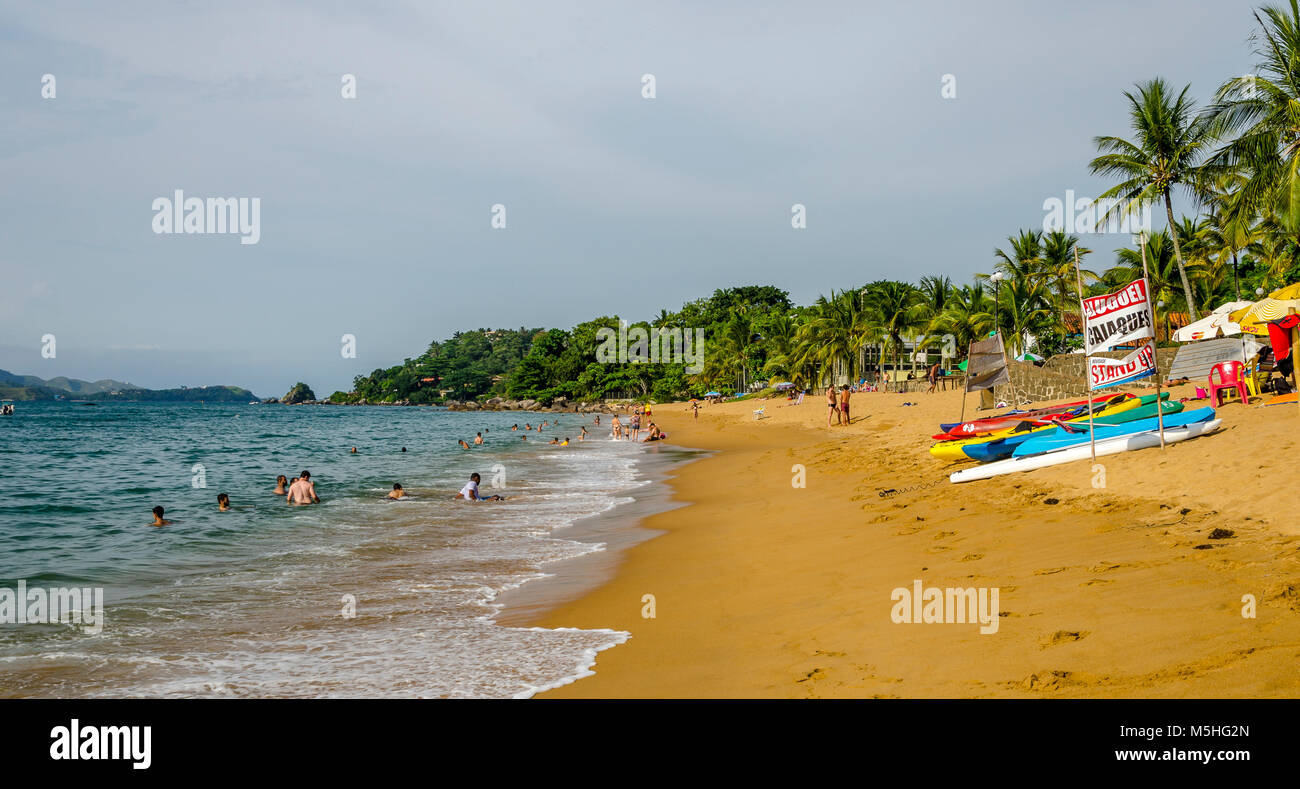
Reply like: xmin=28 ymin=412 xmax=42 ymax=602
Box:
xmin=0 ymin=0 xmax=1266 ymax=398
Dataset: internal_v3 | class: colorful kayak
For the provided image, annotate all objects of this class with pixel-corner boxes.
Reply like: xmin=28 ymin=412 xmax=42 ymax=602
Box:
xmin=961 ymin=398 xmax=1184 ymax=462
xmin=929 ymin=394 xmax=1151 ymax=462
xmin=935 ymin=394 xmax=1125 ymax=439
xmin=950 ymin=417 xmax=1222 ymax=483
xmin=1011 ymin=406 xmax=1216 ymax=457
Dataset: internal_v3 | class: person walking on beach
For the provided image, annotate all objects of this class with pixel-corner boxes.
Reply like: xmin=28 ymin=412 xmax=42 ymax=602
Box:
xmin=287 ymin=471 xmax=319 ymax=505
xmin=630 ymin=411 xmax=641 ymax=441
xmin=839 ymin=385 xmax=852 ymax=425
xmin=455 ymin=473 xmax=504 ymax=502
xmin=826 ymin=386 xmax=840 ymax=426
xmin=927 ymin=362 xmax=941 ymax=393
xmin=611 ymin=414 xmax=623 ymax=439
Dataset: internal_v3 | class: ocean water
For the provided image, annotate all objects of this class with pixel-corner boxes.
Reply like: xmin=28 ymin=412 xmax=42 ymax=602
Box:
xmin=0 ymin=402 xmax=682 ymax=698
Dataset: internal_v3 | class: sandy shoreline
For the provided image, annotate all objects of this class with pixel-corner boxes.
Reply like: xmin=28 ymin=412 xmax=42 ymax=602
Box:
xmin=518 ymin=386 xmax=1300 ymax=698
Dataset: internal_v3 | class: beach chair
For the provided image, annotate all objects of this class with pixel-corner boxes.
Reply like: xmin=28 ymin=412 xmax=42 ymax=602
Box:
xmin=753 ymin=406 xmax=766 ymax=420
xmin=1208 ymin=361 xmax=1250 ymax=406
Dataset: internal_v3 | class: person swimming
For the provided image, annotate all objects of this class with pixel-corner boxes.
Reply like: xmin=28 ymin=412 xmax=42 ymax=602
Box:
xmin=287 ymin=471 xmax=319 ymax=505
xmin=512 ymin=424 xmax=519 ymax=431
xmin=521 ymin=435 xmax=527 ymax=441
xmin=350 ymin=447 xmax=358 ymax=454
xmin=151 ymin=505 xmax=172 ymax=526
xmin=561 ymin=437 xmax=570 ymax=445
xmin=217 ymin=493 xmax=230 ymax=511
xmin=524 ymin=423 xmax=532 ymax=430
xmin=454 ymin=473 xmax=504 ymax=502
xmin=548 ymin=437 xmax=559 ymax=445
xmin=273 ymin=475 xmax=288 ymax=495
xmin=401 ymin=447 xmax=407 ymax=452
xmin=387 ymin=483 xmax=406 ymax=500
xmin=458 ymin=439 xmax=471 ymax=449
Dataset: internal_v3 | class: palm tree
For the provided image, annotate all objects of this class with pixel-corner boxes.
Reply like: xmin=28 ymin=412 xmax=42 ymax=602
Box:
xmin=1090 ymin=78 xmax=1220 ymax=321
xmin=992 ymin=230 xmax=1043 ymax=282
xmin=792 ymin=291 xmax=875 ymax=386
xmin=865 ymin=281 xmax=921 ymax=388
xmin=1039 ymin=231 xmax=1096 ymax=321
xmin=930 ymin=282 xmax=996 ymax=360
xmin=1206 ymin=1 xmax=1300 ymax=247
xmin=1110 ymin=231 xmax=1188 ymax=340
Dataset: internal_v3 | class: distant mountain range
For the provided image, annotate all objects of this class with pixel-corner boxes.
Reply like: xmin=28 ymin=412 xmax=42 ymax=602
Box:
xmin=0 ymin=369 xmax=258 ymax=402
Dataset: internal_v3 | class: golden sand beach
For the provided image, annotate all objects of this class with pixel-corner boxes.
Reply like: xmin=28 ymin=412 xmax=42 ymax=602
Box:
xmin=528 ymin=387 xmax=1300 ymax=698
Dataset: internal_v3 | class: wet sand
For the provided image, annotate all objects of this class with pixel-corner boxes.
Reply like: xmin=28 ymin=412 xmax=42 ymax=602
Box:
xmin=520 ymin=384 xmax=1300 ymax=698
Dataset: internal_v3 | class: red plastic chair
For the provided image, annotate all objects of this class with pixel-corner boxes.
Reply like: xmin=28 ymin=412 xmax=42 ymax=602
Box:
xmin=1208 ymin=361 xmax=1250 ymax=406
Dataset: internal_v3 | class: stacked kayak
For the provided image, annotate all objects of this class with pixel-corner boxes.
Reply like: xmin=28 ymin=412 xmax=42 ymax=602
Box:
xmin=936 ymin=394 xmax=1124 ymax=439
xmin=929 ymin=393 xmax=1157 ymax=462
xmin=960 ymin=397 xmax=1183 ymax=462
xmin=950 ymin=407 xmax=1220 ymax=483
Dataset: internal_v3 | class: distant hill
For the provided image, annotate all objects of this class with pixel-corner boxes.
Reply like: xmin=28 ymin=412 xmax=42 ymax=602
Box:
xmin=0 ymin=369 xmax=141 ymax=395
xmin=0 ymin=369 xmax=258 ymax=402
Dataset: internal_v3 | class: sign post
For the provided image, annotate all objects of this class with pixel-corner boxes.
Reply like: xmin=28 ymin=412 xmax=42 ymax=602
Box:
xmin=1139 ymin=233 xmax=1166 ymax=448
xmin=1073 ymin=249 xmax=1096 ymax=461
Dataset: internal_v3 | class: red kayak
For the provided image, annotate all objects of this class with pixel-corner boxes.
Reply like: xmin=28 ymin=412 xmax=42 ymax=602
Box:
xmin=932 ymin=394 xmax=1130 ymax=440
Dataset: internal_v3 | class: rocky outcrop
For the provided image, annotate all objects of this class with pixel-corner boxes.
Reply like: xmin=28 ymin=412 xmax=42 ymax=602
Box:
xmin=282 ymin=383 xmax=316 ymax=404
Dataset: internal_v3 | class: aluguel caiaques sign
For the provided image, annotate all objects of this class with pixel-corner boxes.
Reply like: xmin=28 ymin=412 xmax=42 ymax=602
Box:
xmin=1082 ymin=279 xmax=1155 ymax=354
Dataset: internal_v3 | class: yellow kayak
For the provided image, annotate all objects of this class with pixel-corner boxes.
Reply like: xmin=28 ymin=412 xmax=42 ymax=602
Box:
xmin=928 ymin=395 xmax=1144 ymax=461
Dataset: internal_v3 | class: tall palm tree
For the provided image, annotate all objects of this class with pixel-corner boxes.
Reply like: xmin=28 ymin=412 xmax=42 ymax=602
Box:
xmin=1110 ymin=231 xmax=1188 ymax=339
xmin=865 ymin=281 xmax=921 ymax=387
xmin=1090 ymin=78 xmax=1220 ymax=321
xmin=1206 ymin=1 xmax=1300 ymax=246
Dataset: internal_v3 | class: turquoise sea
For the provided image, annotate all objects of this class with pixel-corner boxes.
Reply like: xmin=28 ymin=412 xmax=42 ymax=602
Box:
xmin=0 ymin=402 xmax=681 ymax=697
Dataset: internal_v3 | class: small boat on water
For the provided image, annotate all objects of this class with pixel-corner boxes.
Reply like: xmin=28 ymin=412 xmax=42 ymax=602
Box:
xmin=0 ymin=400 xmax=13 ymax=416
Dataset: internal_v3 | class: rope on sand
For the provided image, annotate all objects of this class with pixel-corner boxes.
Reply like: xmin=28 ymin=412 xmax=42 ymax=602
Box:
xmin=877 ymin=478 xmax=946 ymax=498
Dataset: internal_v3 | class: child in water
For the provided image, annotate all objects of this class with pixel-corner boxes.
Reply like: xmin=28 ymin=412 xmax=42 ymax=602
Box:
xmin=387 ymin=483 xmax=407 ymax=500
xmin=217 ymin=493 xmax=230 ymax=511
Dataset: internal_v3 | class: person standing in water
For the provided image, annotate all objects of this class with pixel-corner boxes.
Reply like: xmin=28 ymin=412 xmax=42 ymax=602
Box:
xmin=273 ymin=475 xmax=288 ymax=495
xmin=287 ymin=471 xmax=319 ymax=505
xmin=217 ymin=493 xmax=230 ymax=512
xmin=387 ymin=483 xmax=407 ymax=500
xmin=474 ymin=432 xmax=484 ymax=445
xmin=151 ymin=506 xmax=172 ymax=526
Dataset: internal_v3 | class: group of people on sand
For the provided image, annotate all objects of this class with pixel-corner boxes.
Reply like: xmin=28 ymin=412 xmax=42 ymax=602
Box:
xmin=827 ymin=384 xmax=853 ymax=427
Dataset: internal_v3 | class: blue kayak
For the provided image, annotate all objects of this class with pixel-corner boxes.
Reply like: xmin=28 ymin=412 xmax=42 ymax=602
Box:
xmin=962 ymin=399 xmax=1183 ymax=462
xmin=1010 ymin=407 xmax=1217 ymax=458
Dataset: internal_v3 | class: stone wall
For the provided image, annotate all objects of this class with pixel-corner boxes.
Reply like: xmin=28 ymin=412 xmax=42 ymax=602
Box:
xmin=990 ymin=348 xmax=1177 ymax=404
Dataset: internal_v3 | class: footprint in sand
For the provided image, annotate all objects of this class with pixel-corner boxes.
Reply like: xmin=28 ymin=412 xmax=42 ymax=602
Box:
xmin=960 ymin=553 xmax=984 ymax=562
xmin=1041 ymin=630 xmax=1089 ymax=647
xmin=1080 ymin=579 xmax=1113 ymax=587
xmin=1089 ymin=561 xmax=1124 ymax=573
xmin=934 ymin=531 xmax=957 ymax=540
xmin=1034 ymin=567 xmax=1068 ymax=576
